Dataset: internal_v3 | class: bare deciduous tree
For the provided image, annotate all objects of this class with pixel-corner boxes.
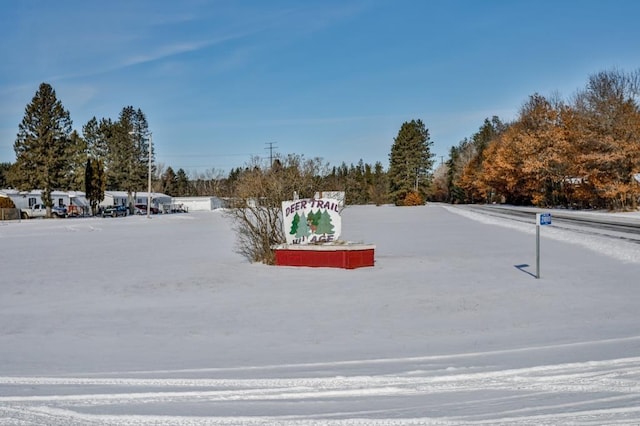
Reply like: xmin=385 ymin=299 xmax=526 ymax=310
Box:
xmin=225 ymin=154 xmax=329 ymax=264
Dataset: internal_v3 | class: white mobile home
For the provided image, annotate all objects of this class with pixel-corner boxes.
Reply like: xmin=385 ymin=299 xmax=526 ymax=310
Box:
xmin=99 ymin=191 xmax=130 ymax=208
xmin=50 ymin=190 xmax=71 ymax=208
xmin=0 ymin=189 xmax=37 ymax=209
xmin=171 ymin=196 xmax=225 ymax=212
xmin=0 ymin=189 xmax=70 ymax=209
xmin=100 ymin=191 xmax=172 ymax=211
xmin=136 ymin=192 xmax=172 ymax=211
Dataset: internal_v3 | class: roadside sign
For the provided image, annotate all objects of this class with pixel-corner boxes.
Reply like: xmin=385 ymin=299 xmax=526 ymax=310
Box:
xmin=535 ymin=213 xmax=551 ymax=279
xmin=537 ymin=213 xmax=552 ymax=226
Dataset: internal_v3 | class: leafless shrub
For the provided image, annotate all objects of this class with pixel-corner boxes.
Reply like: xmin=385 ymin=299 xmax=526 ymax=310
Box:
xmin=225 ymin=155 xmax=329 ymax=264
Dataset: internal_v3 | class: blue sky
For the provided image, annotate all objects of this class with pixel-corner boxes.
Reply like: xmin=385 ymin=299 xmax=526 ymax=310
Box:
xmin=2 ymin=0 xmax=640 ymax=176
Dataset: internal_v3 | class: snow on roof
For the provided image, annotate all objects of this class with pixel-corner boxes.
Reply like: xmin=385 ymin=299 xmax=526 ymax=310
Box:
xmin=0 ymin=189 xmax=70 ymax=196
xmin=105 ymin=191 xmax=170 ymax=198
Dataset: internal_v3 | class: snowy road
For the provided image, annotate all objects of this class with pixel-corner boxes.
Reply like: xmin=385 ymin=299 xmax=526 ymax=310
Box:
xmin=3 ymin=337 xmax=640 ymax=425
xmin=455 ymin=204 xmax=640 ymax=244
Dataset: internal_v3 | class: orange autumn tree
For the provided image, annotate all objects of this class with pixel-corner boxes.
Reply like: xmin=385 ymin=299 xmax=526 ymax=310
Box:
xmin=571 ymin=70 xmax=640 ymax=210
xmin=455 ymin=117 xmax=506 ymax=203
xmin=446 ymin=139 xmax=476 ymax=203
xmin=481 ymin=126 xmax=532 ymax=205
xmin=479 ymin=95 xmax=574 ymax=206
xmin=517 ymin=94 xmax=576 ymax=206
xmin=458 ymin=156 xmax=488 ymax=203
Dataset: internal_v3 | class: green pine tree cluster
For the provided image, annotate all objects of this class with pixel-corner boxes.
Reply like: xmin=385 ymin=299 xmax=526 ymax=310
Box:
xmin=6 ymin=82 xmax=152 ymax=212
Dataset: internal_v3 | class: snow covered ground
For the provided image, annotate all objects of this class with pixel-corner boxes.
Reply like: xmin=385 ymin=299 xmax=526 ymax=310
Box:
xmin=1 ymin=204 xmax=639 ymax=425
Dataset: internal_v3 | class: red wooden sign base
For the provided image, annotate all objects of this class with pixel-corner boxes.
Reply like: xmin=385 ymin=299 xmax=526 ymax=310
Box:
xmin=274 ymin=244 xmax=375 ymax=269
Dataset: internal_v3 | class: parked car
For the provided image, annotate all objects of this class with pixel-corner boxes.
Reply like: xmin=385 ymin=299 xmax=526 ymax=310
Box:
xmin=134 ymin=204 xmax=159 ymax=214
xmin=101 ymin=205 xmax=128 ymax=217
xmin=52 ymin=205 xmax=68 ymax=218
xmin=21 ymin=204 xmax=67 ymax=219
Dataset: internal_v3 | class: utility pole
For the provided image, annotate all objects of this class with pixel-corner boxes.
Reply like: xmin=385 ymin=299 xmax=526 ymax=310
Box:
xmin=147 ymin=132 xmax=152 ymax=219
xmin=265 ymin=142 xmax=278 ymax=168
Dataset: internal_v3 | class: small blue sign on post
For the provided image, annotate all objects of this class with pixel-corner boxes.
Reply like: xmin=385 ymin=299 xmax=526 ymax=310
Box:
xmin=537 ymin=213 xmax=552 ymax=226
xmin=535 ymin=213 xmax=551 ymax=279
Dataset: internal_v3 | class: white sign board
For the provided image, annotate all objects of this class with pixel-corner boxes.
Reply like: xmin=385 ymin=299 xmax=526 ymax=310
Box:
xmin=282 ymin=198 xmax=342 ymax=245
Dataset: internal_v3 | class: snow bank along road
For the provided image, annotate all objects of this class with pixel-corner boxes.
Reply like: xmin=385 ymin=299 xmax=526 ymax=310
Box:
xmin=456 ymin=204 xmax=640 ymax=244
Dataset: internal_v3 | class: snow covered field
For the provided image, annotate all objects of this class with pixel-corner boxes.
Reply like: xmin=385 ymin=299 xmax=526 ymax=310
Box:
xmin=1 ymin=204 xmax=639 ymax=425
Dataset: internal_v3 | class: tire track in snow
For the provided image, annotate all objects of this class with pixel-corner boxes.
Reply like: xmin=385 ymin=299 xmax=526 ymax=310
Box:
xmin=2 ymin=356 xmax=640 ymax=424
xmin=3 ymin=404 xmax=640 ymax=426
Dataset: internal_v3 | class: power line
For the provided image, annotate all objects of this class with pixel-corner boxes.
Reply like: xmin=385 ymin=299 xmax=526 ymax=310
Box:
xmin=160 ymin=153 xmax=259 ymax=158
xmin=265 ymin=142 xmax=277 ymax=168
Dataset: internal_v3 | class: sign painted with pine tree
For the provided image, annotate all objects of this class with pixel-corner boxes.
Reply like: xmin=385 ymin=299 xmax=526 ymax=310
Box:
xmin=282 ymin=198 xmax=342 ymax=245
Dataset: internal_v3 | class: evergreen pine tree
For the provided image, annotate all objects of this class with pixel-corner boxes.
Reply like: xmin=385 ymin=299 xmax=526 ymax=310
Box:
xmin=387 ymin=119 xmax=435 ymax=205
xmin=161 ymin=166 xmax=178 ymax=196
xmin=85 ymin=158 xmax=93 ymax=196
xmin=175 ymin=168 xmax=192 ymax=196
xmin=111 ymin=106 xmax=150 ymax=212
xmin=12 ymin=83 xmax=73 ymax=213
xmin=0 ymin=162 xmax=11 ymax=188
xmin=85 ymin=158 xmax=105 ymax=215
xmin=62 ymin=130 xmax=88 ymax=191
xmin=83 ymin=117 xmax=111 ymax=164
xmin=370 ymin=161 xmax=388 ymax=205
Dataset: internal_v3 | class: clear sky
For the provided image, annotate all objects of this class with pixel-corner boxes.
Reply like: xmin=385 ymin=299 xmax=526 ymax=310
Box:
xmin=1 ymin=0 xmax=640 ymax=176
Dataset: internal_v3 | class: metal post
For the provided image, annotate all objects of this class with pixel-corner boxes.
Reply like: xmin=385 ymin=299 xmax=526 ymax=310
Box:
xmin=536 ymin=224 xmax=540 ymax=279
xmin=147 ymin=133 xmax=152 ymax=219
